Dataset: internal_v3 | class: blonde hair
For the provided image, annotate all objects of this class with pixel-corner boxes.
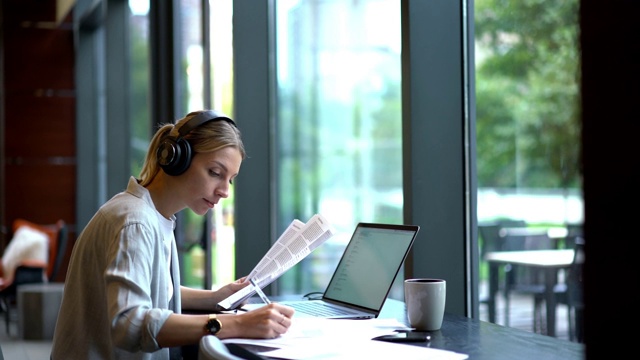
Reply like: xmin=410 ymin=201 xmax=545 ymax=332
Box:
xmin=138 ymin=110 xmax=246 ymax=186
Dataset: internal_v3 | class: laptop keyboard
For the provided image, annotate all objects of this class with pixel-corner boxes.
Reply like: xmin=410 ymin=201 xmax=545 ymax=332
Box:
xmin=287 ymin=301 xmax=359 ymax=317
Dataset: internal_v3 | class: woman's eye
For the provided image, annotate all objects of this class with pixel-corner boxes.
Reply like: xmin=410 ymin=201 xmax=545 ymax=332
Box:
xmin=209 ymin=170 xmax=220 ymax=177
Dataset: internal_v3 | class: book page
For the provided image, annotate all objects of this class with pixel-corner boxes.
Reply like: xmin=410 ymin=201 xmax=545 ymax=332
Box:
xmin=218 ymin=214 xmax=334 ymax=310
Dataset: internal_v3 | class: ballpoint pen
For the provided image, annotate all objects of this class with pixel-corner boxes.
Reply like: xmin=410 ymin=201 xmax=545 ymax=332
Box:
xmin=250 ymin=278 xmax=271 ymax=304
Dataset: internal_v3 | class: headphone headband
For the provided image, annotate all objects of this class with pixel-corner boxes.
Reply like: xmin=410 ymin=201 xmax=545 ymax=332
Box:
xmin=177 ymin=110 xmax=236 ymax=139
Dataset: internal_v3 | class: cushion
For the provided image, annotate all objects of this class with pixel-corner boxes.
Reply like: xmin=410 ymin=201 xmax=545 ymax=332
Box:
xmin=12 ymin=219 xmax=60 ymax=278
xmin=1 ymin=225 xmax=49 ymax=280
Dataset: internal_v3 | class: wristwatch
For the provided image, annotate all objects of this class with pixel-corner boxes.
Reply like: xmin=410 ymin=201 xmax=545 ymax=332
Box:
xmin=204 ymin=314 xmax=222 ymax=335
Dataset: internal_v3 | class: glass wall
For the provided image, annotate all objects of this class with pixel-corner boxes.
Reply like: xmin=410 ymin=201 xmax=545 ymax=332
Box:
xmin=176 ymin=0 xmax=208 ymax=288
xmin=128 ymin=0 xmax=229 ymax=289
xmin=83 ymin=0 xmax=471 ymax=318
xmin=128 ymin=0 xmax=151 ymax=177
xmin=207 ymin=0 xmax=236 ymax=288
xmin=474 ymin=0 xmax=582 ymax=330
xmin=274 ymin=0 xmax=404 ymax=298
xmin=180 ymin=0 xmax=237 ymax=289
xmin=81 ymin=0 xmax=584 ymax=332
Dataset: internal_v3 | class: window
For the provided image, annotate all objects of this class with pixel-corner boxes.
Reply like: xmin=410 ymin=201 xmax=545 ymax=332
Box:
xmin=79 ymin=0 xmax=472 ymax=319
xmin=274 ymin=0 xmax=404 ymax=298
xmin=475 ymin=0 xmax=582 ymax=331
xmin=128 ymin=0 xmax=151 ymax=177
xmin=208 ymin=0 xmax=236 ymax=288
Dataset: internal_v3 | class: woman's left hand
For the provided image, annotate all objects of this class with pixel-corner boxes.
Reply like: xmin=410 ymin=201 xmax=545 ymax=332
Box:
xmin=215 ymin=276 xmax=250 ymax=300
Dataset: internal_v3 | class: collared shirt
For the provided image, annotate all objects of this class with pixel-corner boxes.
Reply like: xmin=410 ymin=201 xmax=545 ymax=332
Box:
xmin=51 ymin=177 xmax=182 ymax=360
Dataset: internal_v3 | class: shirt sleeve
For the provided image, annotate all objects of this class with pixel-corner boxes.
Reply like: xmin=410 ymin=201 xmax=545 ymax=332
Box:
xmin=105 ymin=221 xmax=173 ymax=353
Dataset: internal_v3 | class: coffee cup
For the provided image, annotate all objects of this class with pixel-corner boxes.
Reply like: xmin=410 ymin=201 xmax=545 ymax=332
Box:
xmin=404 ymin=278 xmax=446 ymax=331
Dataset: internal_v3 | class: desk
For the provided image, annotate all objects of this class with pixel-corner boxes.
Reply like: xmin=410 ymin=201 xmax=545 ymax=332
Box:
xmin=484 ymin=249 xmax=574 ymax=337
xmin=379 ymin=299 xmax=583 ymax=360
xmin=242 ymin=296 xmax=583 ymax=359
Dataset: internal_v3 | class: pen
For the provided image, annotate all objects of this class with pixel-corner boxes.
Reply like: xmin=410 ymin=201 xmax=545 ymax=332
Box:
xmin=250 ymin=278 xmax=271 ymax=304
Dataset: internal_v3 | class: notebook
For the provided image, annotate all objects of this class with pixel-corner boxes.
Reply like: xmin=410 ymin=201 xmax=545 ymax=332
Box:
xmin=278 ymin=222 xmax=420 ymax=319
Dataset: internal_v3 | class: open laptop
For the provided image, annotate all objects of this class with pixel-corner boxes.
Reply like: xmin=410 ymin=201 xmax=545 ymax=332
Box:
xmin=277 ymin=222 xmax=420 ymax=319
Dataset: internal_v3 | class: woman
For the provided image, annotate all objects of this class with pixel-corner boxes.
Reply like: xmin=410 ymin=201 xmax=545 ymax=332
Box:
xmin=51 ymin=110 xmax=294 ymax=359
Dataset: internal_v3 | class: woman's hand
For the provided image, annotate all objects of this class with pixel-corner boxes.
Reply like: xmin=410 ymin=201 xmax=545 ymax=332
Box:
xmin=217 ymin=303 xmax=296 ymax=339
xmin=214 ymin=276 xmax=249 ymax=301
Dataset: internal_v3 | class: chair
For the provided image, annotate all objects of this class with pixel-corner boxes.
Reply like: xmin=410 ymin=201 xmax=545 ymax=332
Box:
xmin=198 ymin=336 xmax=267 ymax=360
xmin=563 ymin=223 xmax=583 ymax=250
xmin=478 ymin=219 xmax=526 ymax=319
xmin=500 ymin=229 xmax=553 ymax=328
xmin=533 ymin=237 xmax=585 ymax=341
xmin=0 ymin=219 xmax=67 ymax=335
xmin=198 ymin=336 xmax=244 ymax=360
xmin=11 ymin=219 xmax=69 ymax=282
xmin=479 ymin=220 xmax=528 ymax=257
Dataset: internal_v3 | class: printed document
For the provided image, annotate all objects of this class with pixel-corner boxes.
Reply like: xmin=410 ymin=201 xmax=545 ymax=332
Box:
xmin=223 ymin=318 xmax=469 ymax=360
xmin=218 ymin=213 xmax=335 ymax=310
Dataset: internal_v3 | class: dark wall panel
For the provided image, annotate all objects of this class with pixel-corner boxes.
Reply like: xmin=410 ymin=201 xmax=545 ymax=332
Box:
xmin=4 ymin=95 xmax=75 ymax=157
xmin=1 ymin=0 xmax=76 ymax=281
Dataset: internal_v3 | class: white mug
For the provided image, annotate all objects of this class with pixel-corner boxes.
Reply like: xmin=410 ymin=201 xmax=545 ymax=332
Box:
xmin=404 ymin=278 xmax=446 ymax=331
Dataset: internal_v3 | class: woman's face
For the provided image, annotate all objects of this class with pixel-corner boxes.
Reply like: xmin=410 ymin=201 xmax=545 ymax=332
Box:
xmin=179 ymin=146 xmax=242 ymax=215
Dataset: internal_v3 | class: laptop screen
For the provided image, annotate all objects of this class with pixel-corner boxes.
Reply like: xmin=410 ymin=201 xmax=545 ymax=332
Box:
xmin=323 ymin=223 xmax=419 ymax=311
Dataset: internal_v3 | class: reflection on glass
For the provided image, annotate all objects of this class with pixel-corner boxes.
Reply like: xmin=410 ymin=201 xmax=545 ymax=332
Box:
xmin=275 ymin=0 xmax=403 ymax=298
xmin=474 ymin=0 xmax=582 ymax=332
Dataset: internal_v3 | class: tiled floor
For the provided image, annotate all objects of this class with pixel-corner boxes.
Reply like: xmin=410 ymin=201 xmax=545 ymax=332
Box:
xmin=0 ymin=289 xmax=576 ymax=360
xmin=0 ymin=319 xmax=51 ymax=360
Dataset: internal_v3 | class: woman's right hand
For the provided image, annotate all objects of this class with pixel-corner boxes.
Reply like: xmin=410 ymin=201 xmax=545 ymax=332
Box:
xmin=217 ymin=303 xmax=296 ymax=339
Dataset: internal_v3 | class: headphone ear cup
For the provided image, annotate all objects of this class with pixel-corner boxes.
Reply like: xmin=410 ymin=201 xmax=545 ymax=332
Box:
xmin=157 ymin=137 xmax=193 ymax=176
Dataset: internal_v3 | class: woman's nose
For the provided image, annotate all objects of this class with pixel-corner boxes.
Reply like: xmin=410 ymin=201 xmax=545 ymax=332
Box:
xmin=216 ymin=183 xmax=230 ymax=198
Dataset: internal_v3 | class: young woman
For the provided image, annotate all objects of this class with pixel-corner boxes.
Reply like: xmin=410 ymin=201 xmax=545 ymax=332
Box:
xmin=51 ymin=110 xmax=294 ymax=359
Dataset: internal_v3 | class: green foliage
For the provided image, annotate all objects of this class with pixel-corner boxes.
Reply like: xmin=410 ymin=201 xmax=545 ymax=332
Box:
xmin=475 ymin=0 xmax=580 ymax=189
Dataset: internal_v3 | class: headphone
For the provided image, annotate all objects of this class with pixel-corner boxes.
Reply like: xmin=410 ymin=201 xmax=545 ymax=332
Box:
xmin=157 ymin=110 xmax=237 ymax=176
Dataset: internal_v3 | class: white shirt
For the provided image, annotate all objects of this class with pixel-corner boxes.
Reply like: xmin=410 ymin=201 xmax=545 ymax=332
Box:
xmin=51 ymin=177 xmax=182 ymax=360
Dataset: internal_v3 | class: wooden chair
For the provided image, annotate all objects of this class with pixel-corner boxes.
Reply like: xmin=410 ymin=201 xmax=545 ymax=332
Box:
xmin=0 ymin=219 xmax=67 ymax=335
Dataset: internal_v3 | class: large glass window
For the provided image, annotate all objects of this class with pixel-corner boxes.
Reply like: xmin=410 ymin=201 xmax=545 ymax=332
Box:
xmin=128 ymin=0 xmax=151 ymax=177
xmin=129 ymin=0 xmax=210 ymax=288
xmin=474 ymin=0 xmax=582 ymax=335
xmin=179 ymin=0 xmax=209 ymax=289
xmin=181 ymin=0 xmax=237 ymax=290
xmin=275 ymin=0 xmax=404 ymax=298
xmin=208 ymin=0 xmax=236 ymax=289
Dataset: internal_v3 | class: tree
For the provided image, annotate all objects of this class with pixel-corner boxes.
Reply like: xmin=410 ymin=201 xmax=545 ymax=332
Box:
xmin=475 ymin=0 xmax=580 ymax=189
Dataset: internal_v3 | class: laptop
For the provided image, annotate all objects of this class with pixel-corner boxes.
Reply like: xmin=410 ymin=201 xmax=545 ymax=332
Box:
xmin=277 ymin=222 xmax=419 ymax=319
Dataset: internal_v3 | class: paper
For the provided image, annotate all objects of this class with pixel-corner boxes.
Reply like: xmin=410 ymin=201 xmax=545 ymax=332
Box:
xmin=218 ymin=214 xmax=335 ymax=310
xmin=222 ymin=318 xmax=468 ymax=359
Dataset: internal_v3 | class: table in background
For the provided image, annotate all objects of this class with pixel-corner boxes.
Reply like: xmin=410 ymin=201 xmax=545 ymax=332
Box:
xmin=484 ymin=249 xmax=574 ymax=337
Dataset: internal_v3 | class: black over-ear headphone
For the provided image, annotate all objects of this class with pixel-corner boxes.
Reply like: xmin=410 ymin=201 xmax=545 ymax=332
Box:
xmin=157 ymin=110 xmax=236 ymax=176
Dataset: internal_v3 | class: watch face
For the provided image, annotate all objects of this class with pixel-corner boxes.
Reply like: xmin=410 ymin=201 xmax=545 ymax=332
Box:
xmin=206 ymin=317 xmax=221 ymax=334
